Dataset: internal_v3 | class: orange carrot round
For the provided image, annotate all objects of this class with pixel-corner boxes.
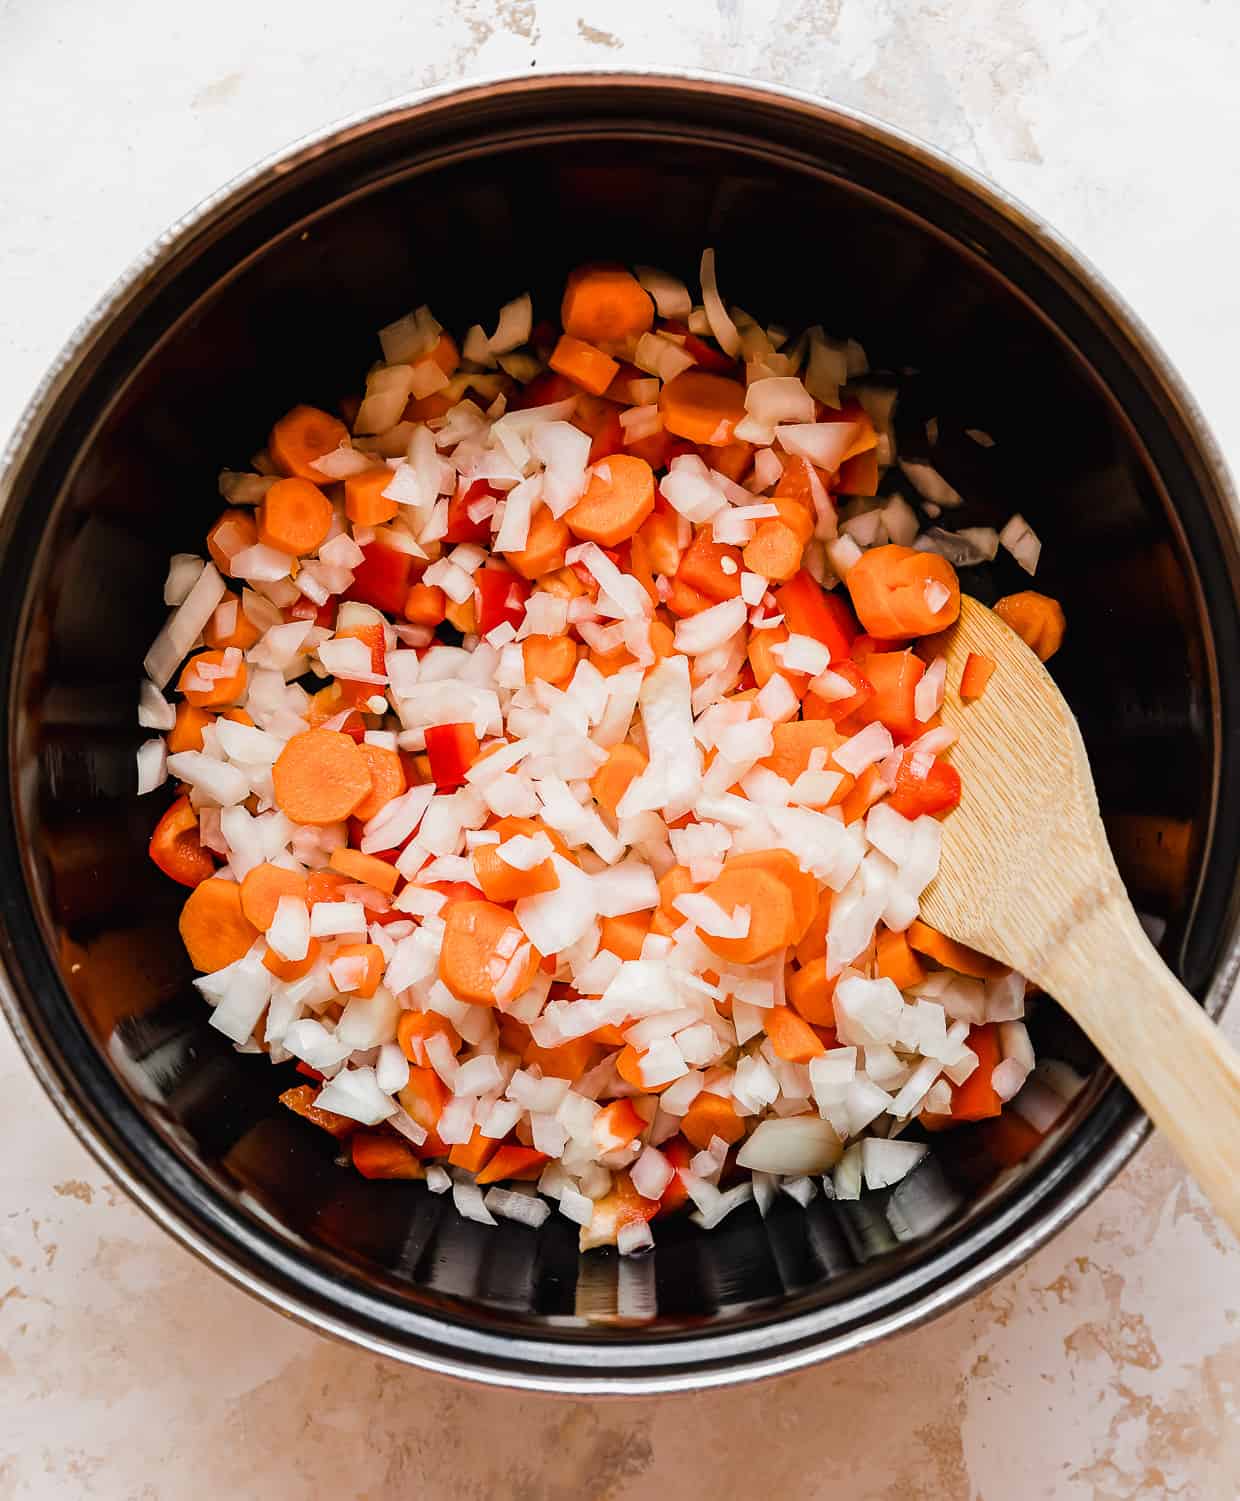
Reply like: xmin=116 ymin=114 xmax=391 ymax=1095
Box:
xmin=565 ymin=454 xmax=655 ymax=546
xmin=344 ymin=468 xmax=399 ymax=527
xmin=994 ymin=591 xmax=1066 ymax=661
xmin=403 ymin=581 xmax=447 ymax=627
xmin=787 ymin=958 xmax=837 ymax=1026
xmin=743 ymin=519 xmax=804 ymax=582
xmin=239 ymin=862 xmax=309 ymax=931
xmin=659 ymin=371 xmax=747 ymax=446
xmin=561 ymin=264 xmax=654 ymax=346
xmin=203 ymin=596 xmax=261 ymax=651
xmin=438 ymin=899 xmax=539 ymax=1005
xmin=764 ymin=1004 xmax=826 ymax=1063
xmin=263 ymin=938 xmax=321 ymax=982
xmin=905 ymin=918 xmax=1008 ymax=980
xmin=589 ymin=742 xmax=648 ymax=819
xmin=696 ymin=867 xmax=795 ymax=964
xmin=680 ymin=1092 xmax=745 ymax=1150
xmin=723 ymin=850 xmax=817 ymax=946
xmin=521 ymin=633 xmax=579 ymax=688
xmin=329 ymin=846 xmax=399 ymax=895
xmin=178 ymin=878 xmax=260 ymax=973
xmin=207 ymin=509 xmax=258 ymax=577
xmin=396 ymin=1009 xmax=461 ymax=1064
xmin=506 ymin=506 xmax=571 ymax=580
xmin=272 ymin=728 xmax=373 ymax=826
xmin=549 ymin=333 xmax=621 ymax=396
xmin=351 ymin=744 xmax=407 ymax=822
xmin=257 ymin=477 xmax=333 ymax=557
xmin=845 ymin=544 xmax=961 ymax=638
xmin=177 ymin=649 xmax=247 ymax=709
xmin=269 ymin=404 xmax=350 ymax=481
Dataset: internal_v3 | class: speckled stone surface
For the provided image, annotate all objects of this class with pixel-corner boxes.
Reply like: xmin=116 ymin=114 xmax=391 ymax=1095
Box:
xmin=3 ymin=3 xmax=1240 ymax=1496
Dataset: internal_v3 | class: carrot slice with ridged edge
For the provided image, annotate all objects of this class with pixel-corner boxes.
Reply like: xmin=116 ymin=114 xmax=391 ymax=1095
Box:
xmin=273 ymin=728 xmax=373 ymax=826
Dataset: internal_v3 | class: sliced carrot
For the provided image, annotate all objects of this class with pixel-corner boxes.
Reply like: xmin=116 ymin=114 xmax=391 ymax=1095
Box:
xmin=787 ymin=958 xmax=837 ymax=1026
xmin=239 ymin=862 xmax=309 ymax=931
xmin=659 ymin=371 xmax=747 ymax=446
xmin=980 ymin=1109 xmax=1045 ymax=1166
xmin=203 ymin=596 xmax=261 ymax=651
xmin=474 ymin=1145 xmax=549 ymax=1183
xmin=351 ymin=1132 xmax=424 ymax=1180
xmin=177 ymin=649 xmax=247 ymax=709
xmin=949 ymin=1023 xmax=1004 ymax=1121
xmin=680 ymin=1092 xmax=745 ymax=1150
xmin=561 ymin=264 xmax=654 ymax=346
xmin=329 ymin=846 xmax=399 ymax=895
xmin=506 ymin=507 xmax=571 ymax=580
xmin=522 ymin=1036 xmax=602 ymax=1081
xmin=760 ymin=721 xmax=853 ymax=802
xmin=448 ymin=1126 xmax=500 ymax=1175
xmin=549 ymin=333 xmax=621 ymax=396
xmin=905 ymin=918 xmax=1008 ymax=980
xmin=565 ymin=454 xmax=655 ymax=547
xmin=444 ymin=593 xmax=478 ymax=633
xmin=472 ymin=836 xmax=559 ymax=904
xmin=398 ymin=1065 xmax=449 ymax=1134
xmin=994 ymin=591 xmax=1066 ymax=662
xmin=167 ymin=702 xmax=213 ymax=754
xmin=845 ymin=544 xmax=961 ymax=639
xmin=771 ymin=495 xmax=815 ymax=545
xmin=178 ymin=878 xmax=260 ymax=973
xmin=875 ymin=927 xmax=927 ymax=990
xmin=722 ymin=850 xmax=817 ymax=946
xmin=665 ymin=575 xmax=716 ymax=619
xmin=522 ymin=633 xmax=579 ymax=688
xmin=744 ymin=519 xmax=804 ymax=583
xmin=263 ymin=938 xmax=321 ymax=981
xmin=795 ymin=889 xmax=832 ymax=967
xmin=439 ymin=899 xmax=539 ymax=1005
xmin=589 ymin=742 xmax=648 ymax=819
xmin=599 ymin=909 xmax=652 ymax=961
xmin=637 ymin=506 xmax=683 ymax=575
xmin=269 ymin=404 xmax=350 ymax=481
xmin=351 ymin=744 xmax=407 ymax=822
xmin=344 ymin=467 xmax=399 ymax=527
xmin=396 ymin=1009 xmax=461 ymax=1065
xmin=696 ymin=867 xmax=795 ymax=964
xmin=273 ymin=729 xmax=373 ymax=827
xmin=280 ymin=1083 xmax=356 ymax=1139
xmin=764 ymin=1004 xmax=826 ymax=1062
xmin=657 ymin=864 xmax=699 ymax=919
xmin=839 ymin=763 xmax=888 ymax=825
xmin=403 ymin=581 xmax=447 ymax=627
xmin=332 ymin=942 xmax=384 ymax=997
xmin=844 ymin=650 xmax=925 ymax=739
xmin=207 ymin=509 xmax=259 ymax=577
xmin=959 ymin=651 xmax=996 ymax=700
xmin=257 ymin=476 xmax=333 ymax=557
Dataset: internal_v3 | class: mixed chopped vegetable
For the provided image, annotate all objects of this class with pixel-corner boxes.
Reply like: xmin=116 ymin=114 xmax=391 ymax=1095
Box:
xmin=137 ymin=254 xmax=1075 ymax=1251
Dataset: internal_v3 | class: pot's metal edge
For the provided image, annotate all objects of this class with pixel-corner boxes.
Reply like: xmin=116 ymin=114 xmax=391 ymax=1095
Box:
xmin=1 ymin=65 xmax=1237 ymax=1395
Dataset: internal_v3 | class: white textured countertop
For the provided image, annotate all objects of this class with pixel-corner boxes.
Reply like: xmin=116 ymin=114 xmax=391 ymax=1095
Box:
xmin=3 ymin=3 xmax=1240 ymax=1496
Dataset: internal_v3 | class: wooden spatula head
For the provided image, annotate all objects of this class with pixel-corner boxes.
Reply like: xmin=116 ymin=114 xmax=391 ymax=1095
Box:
xmin=918 ymin=596 xmax=1125 ymax=985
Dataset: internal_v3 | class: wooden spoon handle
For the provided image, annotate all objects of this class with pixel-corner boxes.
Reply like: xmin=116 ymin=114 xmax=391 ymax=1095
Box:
xmin=1036 ymin=894 xmax=1240 ymax=1239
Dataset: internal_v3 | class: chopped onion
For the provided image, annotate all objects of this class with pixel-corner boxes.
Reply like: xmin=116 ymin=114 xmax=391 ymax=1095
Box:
xmin=144 ymin=562 xmax=226 ymax=688
xmin=634 ymin=265 xmax=692 ymax=319
xmin=698 ymin=248 xmax=740 ymax=357
xmin=736 ymin=1116 xmax=843 ymax=1174
xmin=135 ymin=739 xmax=167 ymax=795
xmin=999 ymin=513 xmax=1041 ymax=575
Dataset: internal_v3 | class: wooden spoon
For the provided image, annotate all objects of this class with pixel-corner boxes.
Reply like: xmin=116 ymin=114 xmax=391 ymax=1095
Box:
xmin=919 ymin=596 xmax=1240 ymax=1236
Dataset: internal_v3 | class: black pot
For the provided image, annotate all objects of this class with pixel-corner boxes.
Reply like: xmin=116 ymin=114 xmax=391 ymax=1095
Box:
xmin=3 ymin=71 xmax=1238 ymax=1392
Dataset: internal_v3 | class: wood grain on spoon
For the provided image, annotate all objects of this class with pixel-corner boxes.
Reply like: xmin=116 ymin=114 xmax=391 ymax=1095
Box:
xmin=921 ymin=596 xmax=1240 ymax=1238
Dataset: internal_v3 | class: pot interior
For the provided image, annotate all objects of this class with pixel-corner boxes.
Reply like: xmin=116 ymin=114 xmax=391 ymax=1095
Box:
xmin=4 ymin=79 xmax=1238 ymax=1383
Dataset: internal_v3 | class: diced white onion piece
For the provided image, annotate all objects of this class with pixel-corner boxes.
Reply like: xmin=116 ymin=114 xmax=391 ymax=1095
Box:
xmin=914 ymin=656 xmax=947 ymax=722
xmin=735 ymin=1116 xmax=843 ymax=1175
xmin=488 ymin=293 xmax=532 ymax=356
xmin=310 ymin=901 xmax=369 ymax=938
xmin=834 ymin=721 xmax=895 ymax=775
xmin=861 ymin=1137 xmax=927 ymax=1190
xmin=745 ymin=377 xmax=815 ymax=426
xmin=145 ymin=562 xmax=227 ymax=688
xmin=699 ymin=248 xmax=740 ymax=357
xmin=634 ymin=265 xmax=692 ymax=320
xmin=136 ymin=739 xmax=167 ymax=795
xmin=999 ymin=513 xmax=1042 ymax=575
xmin=315 ymin=1066 xmax=398 ymax=1126
xmin=899 ymin=459 xmax=964 ymax=508
xmin=775 ymin=422 xmax=859 ymax=473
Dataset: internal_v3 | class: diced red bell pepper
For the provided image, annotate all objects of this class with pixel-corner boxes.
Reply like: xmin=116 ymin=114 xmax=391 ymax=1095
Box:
xmin=511 ymin=372 xmax=577 ymax=410
xmin=426 ymin=880 xmax=487 ymax=904
xmin=474 ymin=564 xmax=529 ymax=634
xmin=657 ymin=1135 xmax=694 ymax=1216
xmin=658 ymin=320 xmax=739 ymax=374
xmin=287 ymin=597 xmax=337 ymax=629
xmin=587 ymin=407 xmax=625 ymax=464
xmin=836 ymin=447 xmax=879 ymax=496
xmin=885 ymin=751 xmax=962 ymax=819
xmin=775 ymin=570 xmax=858 ymax=658
xmin=803 ymin=659 xmax=874 ymax=724
xmin=676 ymin=532 xmax=744 ymax=601
xmin=424 ymin=722 xmax=480 ymax=789
xmin=346 ymin=817 xmax=402 ymax=864
xmin=346 ymin=540 xmax=416 ymax=617
xmin=295 ymin=1061 xmax=325 ymax=1082
xmin=148 ymin=796 xmax=216 ymax=888
xmin=445 ymin=479 xmax=498 ymax=545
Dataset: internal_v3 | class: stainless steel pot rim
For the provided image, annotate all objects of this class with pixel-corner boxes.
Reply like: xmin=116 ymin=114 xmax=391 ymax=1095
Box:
xmin=2 ymin=67 xmax=1238 ymax=1394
